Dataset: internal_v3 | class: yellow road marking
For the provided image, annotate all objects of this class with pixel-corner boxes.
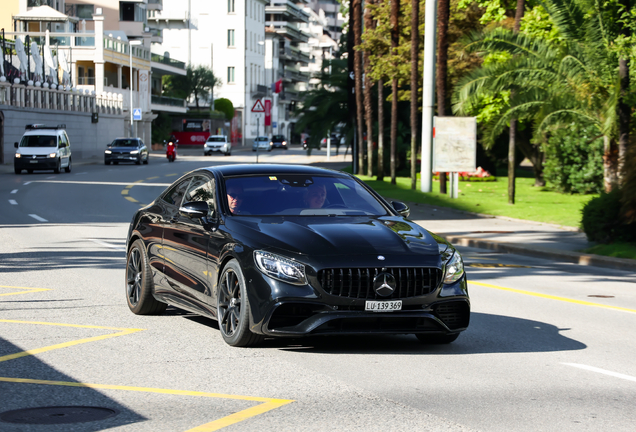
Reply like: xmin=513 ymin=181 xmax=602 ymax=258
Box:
xmin=147 ymin=176 xmax=159 ymax=180
xmin=0 ymin=320 xmax=144 ymax=363
xmin=0 ymin=285 xmax=51 ymax=297
xmin=121 ymin=189 xmax=129 ymax=195
xmin=470 ymin=281 xmax=636 ymax=314
xmin=0 ymin=377 xmax=294 ymax=432
xmin=467 ymin=263 xmax=532 ymax=268
xmin=125 ymin=196 xmax=138 ymax=203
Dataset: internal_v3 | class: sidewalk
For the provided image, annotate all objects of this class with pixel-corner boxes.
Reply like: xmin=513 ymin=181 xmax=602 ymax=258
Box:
xmin=404 ymin=202 xmax=636 ymax=272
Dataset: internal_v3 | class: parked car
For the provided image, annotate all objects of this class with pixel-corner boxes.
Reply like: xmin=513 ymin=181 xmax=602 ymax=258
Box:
xmin=204 ymin=135 xmax=231 ymax=156
xmin=14 ymin=124 xmax=72 ymax=174
xmin=270 ymin=134 xmax=288 ymax=149
xmin=252 ymin=136 xmax=272 ymax=152
xmin=320 ymin=134 xmax=339 ymax=148
xmin=125 ymin=164 xmax=470 ymax=347
xmin=105 ymin=138 xmax=149 ymax=165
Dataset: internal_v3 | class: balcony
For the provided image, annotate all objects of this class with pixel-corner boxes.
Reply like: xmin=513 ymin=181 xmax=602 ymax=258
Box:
xmin=265 ymin=21 xmax=310 ymax=43
xmin=251 ymin=84 xmax=268 ymax=98
xmin=265 ymin=0 xmax=310 ymax=23
xmin=151 ymin=53 xmax=187 ymax=76
xmin=147 ymin=0 xmax=163 ymax=11
xmin=151 ymin=95 xmax=187 ymax=113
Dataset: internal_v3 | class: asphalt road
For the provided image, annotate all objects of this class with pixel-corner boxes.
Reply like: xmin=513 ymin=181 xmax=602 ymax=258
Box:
xmin=1 ymin=150 xmax=635 ymax=432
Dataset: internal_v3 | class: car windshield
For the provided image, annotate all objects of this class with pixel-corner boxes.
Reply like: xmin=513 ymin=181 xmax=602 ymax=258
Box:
xmin=20 ymin=135 xmax=57 ymax=147
xmin=112 ymin=139 xmax=138 ymax=147
xmin=255 ymin=136 xmax=268 ymax=141
xmin=272 ymin=135 xmax=285 ymax=141
xmin=224 ymin=175 xmax=389 ymax=216
xmin=207 ymin=137 xmax=226 ymax=142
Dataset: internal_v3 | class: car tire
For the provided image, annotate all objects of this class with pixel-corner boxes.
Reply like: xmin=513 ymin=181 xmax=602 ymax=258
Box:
xmin=14 ymin=167 xmax=21 ymax=174
xmin=135 ymin=157 xmax=141 ymax=165
xmin=54 ymin=158 xmax=61 ymax=174
xmin=126 ymin=239 xmax=167 ymax=315
xmin=64 ymin=157 xmax=72 ymax=173
xmin=225 ymin=151 xmax=231 ymax=156
xmin=114 ymin=161 xmax=119 ymax=165
xmin=217 ymin=259 xmax=263 ymax=347
xmin=27 ymin=169 xmax=33 ymax=174
xmin=143 ymin=155 xmax=149 ymax=165
xmin=105 ymin=160 xmax=110 ymax=165
xmin=415 ymin=333 xmax=460 ymax=344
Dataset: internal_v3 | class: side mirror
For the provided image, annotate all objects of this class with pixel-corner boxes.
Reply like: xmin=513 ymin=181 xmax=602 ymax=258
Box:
xmin=391 ymin=201 xmax=410 ymax=218
xmin=180 ymin=201 xmax=218 ymax=231
xmin=14 ymin=142 xmax=19 ymax=148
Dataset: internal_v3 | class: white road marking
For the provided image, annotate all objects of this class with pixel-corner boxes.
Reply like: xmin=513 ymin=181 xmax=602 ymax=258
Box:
xmin=46 ymin=176 xmax=56 ymax=179
xmin=9 ymin=200 xmax=17 ymax=205
xmin=28 ymin=214 xmax=48 ymax=222
xmin=29 ymin=180 xmax=171 ymax=187
xmin=11 ymin=189 xmax=18 ymax=194
xmin=88 ymin=239 xmax=126 ymax=252
xmin=23 ymin=182 xmax=31 ymax=186
xmin=563 ymin=363 xmax=636 ymax=383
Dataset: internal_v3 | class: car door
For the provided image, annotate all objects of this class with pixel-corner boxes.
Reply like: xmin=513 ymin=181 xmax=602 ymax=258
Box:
xmin=162 ymin=175 xmax=214 ymax=305
xmin=59 ymin=132 xmax=70 ymax=167
xmin=155 ymin=177 xmax=192 ymax=299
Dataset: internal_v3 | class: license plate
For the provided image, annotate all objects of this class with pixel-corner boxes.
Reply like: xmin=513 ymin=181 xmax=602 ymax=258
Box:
xmin=365 ymin=300 xmax=402 ymax=312
xmin=29 ymin=160 xmax=39 ymax=163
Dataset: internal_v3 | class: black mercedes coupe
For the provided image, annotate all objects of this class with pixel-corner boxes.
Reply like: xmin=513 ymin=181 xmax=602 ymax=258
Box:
xmin=125 ymin=164 xmax=470 ymax=347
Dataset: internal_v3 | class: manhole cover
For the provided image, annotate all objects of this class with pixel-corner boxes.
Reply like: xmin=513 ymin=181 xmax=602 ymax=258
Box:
xmin=0 ymin=406 xmax=117 ymax=425
xmin=588 ymin=295 xmax=615 ymax=298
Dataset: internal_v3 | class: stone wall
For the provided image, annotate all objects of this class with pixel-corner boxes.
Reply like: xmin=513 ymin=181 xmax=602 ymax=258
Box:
xmin=0 ymin=106 xmax=125 ymax=165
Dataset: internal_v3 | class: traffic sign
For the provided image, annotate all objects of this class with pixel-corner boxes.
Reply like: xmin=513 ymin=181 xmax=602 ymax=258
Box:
xmin=251 ymin=99 xmax=265 ymax=113
xmin=133 ymin=108 xmax=142 ymax=121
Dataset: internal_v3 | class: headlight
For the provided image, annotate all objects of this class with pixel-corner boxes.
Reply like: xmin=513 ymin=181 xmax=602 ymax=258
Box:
xmin=442 ymin=250 xmax=464 ymax=284
xmin=15 ymin=153 xmax=21 ymax=158
xmin=254 ymin=251 xmax=307 ymax=285
xmin=105 ymin=150 xmax=112 ymax=154
xmin=49 ymin=153 xmax=57 ymax=158
xmin=130 ymin=150 xmax=139 ymax=155
xmin=269 ymin=142 xmax=273 ymax=145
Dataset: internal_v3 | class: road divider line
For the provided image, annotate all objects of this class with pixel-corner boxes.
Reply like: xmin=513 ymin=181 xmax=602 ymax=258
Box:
xmin=28 ymin=180 xmax=171 ymax=187
xmin=28 ymin=214 xmax=48 ymax=222
xmin=470 ymin=281 xmax=636 ymax=314
xmin=11 ymin=189 xmax=17 ymax=194
xmin=9 ymin=200 xmax=17 ymax=205
xmin=0 ymin=286 xmax=51 ymax=297
xmin=186 ymin=399 xmax=295 ymax=432
xmin=563 ymin=363 xmax=636 ymax=383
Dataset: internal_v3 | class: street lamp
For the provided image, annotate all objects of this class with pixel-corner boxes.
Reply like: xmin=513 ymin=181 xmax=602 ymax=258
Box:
xmin=129 ymin=39 xmax=142 ymax=137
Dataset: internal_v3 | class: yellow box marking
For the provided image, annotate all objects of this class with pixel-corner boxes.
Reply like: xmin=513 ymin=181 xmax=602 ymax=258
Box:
xmin=0 ymin=312 xmax=294 ymax=430
xmin=0 ymin=285 xmax=51 ymax=297
xmin=0 ymin=376 xmax=294 ymax=432
xmin=470 ymin=281 xmax=636 ymax=314
xmin=0 ymin=319 xmax=144 ymax=363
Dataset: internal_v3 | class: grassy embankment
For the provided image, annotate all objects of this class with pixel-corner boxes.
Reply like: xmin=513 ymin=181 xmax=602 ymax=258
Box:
xmin=355 ymin=173 xmax=636 ymax=260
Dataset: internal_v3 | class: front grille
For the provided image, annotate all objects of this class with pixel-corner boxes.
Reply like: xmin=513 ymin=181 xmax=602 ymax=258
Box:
xmin=23 ymin=155 xmax=49 ymax=160
xmin=317 ymin=267 xmax=442 ymax=299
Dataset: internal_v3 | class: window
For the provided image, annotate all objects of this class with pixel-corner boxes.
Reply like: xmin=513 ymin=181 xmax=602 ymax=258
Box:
xmin=185 ymin=176 xmax=216 ymax=216
xmin=76 ymin=4 xmax=94 ymax=19
xmin=162 ymin=178 xmax=192 ymax=207
xmin=119 ymin=1 xmax=146 ymax=23
xmin=228 ymin=0 xmax=234 ymax=13
xmin=227 ymin=67 xmax=235 ymax=83
xmin=227 ymin=29 xmax=235 ymax=47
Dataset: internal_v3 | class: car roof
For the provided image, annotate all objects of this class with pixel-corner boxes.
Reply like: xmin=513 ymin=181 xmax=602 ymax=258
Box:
xmin=209 ymin=135 xmax=226 ymax=138
xmin=201 ymin=164 xmax=348 ymax=178
xmin=23 ymin=129 xmax=63 ymax=136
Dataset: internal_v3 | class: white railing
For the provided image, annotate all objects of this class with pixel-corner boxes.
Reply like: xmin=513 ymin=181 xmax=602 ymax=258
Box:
xmin=0 ymin=81 xmax=123 ymax=115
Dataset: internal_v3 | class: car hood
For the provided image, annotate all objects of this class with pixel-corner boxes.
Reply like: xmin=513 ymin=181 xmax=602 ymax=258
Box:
xmin=16 ymin=147 xmax=57 ymax=155
xmin=228 ymin=216 xmax=443 ymax=263
xmin=108 ymin=146 xmax=139 ymax=152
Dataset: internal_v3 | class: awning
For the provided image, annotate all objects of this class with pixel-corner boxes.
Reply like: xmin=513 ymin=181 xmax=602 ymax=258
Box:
xmin=13 ymin=5 xmax=79 ymax=23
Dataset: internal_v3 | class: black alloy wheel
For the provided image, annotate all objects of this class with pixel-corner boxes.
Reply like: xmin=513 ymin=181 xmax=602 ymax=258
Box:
xmin=217 ymin=260 xmax=263 ymax=347
xmin=126 ymin=239 xmax=167 ymax=315
xmin=415 ymin=333 xmax=459 ymax=344
xmin=65 ymin=157 xmax=72 ymax=173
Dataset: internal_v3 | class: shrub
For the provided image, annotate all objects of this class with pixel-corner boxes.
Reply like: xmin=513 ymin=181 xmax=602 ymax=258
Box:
xmin=214 ymin=98 xmax=234 ymax=121
xmin=581 ymin=190 xmax=636 ymax=243
xmin=543 ymin=123 xmax=604 ymax=194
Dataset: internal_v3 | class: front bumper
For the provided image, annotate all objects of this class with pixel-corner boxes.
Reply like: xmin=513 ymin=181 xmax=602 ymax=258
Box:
xmin=242 ymin=264 xmax=470 ymax=337
xmin=205 ymin=145 xmax=229 ymax=153
xmin=15 ymin=156 xmax=57 ymax=170
xmin=105 ymin=153 xmax=139 ymax=163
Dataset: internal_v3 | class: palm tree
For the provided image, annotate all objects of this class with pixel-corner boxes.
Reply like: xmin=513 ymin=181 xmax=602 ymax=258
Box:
xmin=389 ymin=0 xmax=400 ymax=184
xmin=453 ymin=0 xmax=628 ymax=192
xmin=364 ymin=0 xmax=377 ymax=177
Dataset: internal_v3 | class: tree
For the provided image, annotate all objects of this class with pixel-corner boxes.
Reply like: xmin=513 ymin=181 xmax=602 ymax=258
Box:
xmin=188 ymin=65 xmax=222 ymax=111
xmin=215 ymin=98 xmax=234 ymax=121
xmin=390 ymin=0 xmax=400 ymax=184
xmin=364 ymin=0 xmax=377 ymax=177
xmin=353 ymin=0 xmax=366 ymax=174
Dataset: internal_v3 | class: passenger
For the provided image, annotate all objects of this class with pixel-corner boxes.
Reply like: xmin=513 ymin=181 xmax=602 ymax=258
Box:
xmin=304 ymin=184 xmax=327 ymax=209
xmin=227 ymin=184 xmax=247 ymax=214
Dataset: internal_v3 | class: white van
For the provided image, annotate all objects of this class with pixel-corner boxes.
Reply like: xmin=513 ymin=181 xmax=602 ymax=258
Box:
xmin=14 ymin=124 xmax=72 ymax=174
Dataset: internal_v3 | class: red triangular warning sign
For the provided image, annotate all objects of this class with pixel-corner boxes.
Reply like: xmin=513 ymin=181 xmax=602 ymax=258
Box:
xmin=251 ymin=99 xmax=265 ymax=113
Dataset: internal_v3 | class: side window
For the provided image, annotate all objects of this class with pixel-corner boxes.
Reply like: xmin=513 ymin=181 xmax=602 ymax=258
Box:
xmin=185 ymin=175 xmax=216 ymax=215
xmin=62 ymin=132 xmax=70 ymax=148
xmin=162 ymin=178 xmax=192 ymax=207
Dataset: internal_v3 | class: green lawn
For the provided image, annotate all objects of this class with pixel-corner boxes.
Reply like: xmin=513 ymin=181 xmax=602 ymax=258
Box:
xmin=357 ymin=174 xmax=595 ymax=228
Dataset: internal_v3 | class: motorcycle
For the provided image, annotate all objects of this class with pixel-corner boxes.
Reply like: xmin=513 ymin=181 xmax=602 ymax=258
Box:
xmin=165 ymin=139 xmax=178 ymax=162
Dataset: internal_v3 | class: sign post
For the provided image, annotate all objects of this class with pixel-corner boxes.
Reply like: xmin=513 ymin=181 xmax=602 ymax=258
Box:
xmin=252 ymin=99 xmax=265 ymax=163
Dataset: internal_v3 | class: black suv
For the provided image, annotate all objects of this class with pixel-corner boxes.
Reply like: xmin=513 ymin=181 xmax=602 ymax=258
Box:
xmin=270 ymin=135 xmax=288 ymax=150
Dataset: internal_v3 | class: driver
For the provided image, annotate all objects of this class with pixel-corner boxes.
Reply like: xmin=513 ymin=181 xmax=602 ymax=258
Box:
xmin=227 ymin=184 xmax=246 ymax=214
xmin=304 ymin=184 xmax=327 ymax=209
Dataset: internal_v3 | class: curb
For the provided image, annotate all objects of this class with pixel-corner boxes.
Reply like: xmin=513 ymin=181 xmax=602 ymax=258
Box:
xmin=442 ymin=235 xmax=636 ymax=272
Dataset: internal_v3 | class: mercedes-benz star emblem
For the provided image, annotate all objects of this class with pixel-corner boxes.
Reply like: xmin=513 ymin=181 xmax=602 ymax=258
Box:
xmin=373 ymin=272 xmax=397 ymax=297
